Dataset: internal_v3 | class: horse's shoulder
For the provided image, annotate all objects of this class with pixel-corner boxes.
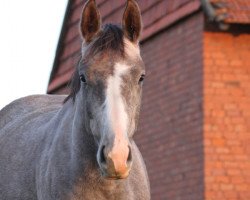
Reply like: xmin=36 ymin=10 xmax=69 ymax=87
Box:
xmin=0 ymin=95 xmax=66 ymax=128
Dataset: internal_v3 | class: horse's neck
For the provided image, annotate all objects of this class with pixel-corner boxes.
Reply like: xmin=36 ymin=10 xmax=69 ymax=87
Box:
xmin=49 ymin=98 xmax=97 ymax=169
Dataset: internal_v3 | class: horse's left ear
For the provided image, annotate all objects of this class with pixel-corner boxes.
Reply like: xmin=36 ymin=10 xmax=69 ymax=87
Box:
xmin=122 ymin=0 xmax=142 ymax=44
xmin=80 ymin=0 xmax=101 ymax=43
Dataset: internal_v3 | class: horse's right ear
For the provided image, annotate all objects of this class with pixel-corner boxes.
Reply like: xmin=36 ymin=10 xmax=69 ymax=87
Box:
xmin=122 ymin=0 xmax=142 ymax=44
xmin=80 ymin=0 xmax=101 ymax=43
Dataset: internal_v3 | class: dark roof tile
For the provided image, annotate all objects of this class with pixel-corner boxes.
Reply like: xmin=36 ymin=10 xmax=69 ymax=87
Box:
xmin=211 ymin=0 xmax=250 ymax=24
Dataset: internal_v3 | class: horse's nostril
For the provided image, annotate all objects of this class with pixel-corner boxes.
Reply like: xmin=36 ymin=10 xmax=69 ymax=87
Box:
xmin=100 ymin=146 xmax=106 ymax=164
xmin=127 ymin=146 xmax=132 ymax=164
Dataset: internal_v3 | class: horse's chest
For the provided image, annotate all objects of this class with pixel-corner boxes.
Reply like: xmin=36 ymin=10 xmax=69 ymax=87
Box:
xmin=70 ymin=179 xmax=132 ymax=200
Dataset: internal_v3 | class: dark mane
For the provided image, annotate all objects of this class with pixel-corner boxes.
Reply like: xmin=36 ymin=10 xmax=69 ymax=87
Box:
xmin=64 ymin=24 xmax=125 ymax=103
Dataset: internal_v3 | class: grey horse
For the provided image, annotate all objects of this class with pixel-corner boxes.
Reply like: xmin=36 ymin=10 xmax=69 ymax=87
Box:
xmin=0 ymin=0 xmax=150 ymax=199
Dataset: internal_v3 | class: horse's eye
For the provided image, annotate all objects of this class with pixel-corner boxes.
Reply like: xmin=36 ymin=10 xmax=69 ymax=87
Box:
xmin=139 ymin=74 xmax=145 ymax=84
xmin=80 ymin=74 xmax=86 ymax=83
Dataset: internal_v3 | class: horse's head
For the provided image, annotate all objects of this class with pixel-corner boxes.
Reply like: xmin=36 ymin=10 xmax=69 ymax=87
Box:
xmin=69 ymin=0 xmax=144 ymax=180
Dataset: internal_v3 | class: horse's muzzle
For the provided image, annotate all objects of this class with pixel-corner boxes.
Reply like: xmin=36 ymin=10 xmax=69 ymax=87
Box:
xmin=97 ymin=144 xmax=132 ymax=179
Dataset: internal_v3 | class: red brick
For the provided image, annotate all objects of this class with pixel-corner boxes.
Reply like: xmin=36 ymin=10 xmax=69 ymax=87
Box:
xmin=204 ymin=30 xmax=250 ymax=200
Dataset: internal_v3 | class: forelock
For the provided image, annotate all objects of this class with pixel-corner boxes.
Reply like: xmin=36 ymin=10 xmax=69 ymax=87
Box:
xmin=84 ymin=24 xmax=125 ymax=58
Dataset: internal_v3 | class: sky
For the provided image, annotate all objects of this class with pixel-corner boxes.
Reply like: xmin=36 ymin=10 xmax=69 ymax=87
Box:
xmin=0 ymin=0 xmax=68 ymax=109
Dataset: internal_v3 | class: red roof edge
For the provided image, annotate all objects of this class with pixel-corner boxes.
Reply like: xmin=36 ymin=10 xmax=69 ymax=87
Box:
xmin=48 ymin=68 xmax=74 ymax=93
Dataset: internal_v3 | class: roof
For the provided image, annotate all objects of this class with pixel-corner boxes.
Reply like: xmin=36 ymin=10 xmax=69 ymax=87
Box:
xmin=47 ymin=0 xmax=201 ymax=93
xmin=202 ymin=0 xmax=250 ymax=24
xmin=221 ymin=0 xmax=250 ymax=24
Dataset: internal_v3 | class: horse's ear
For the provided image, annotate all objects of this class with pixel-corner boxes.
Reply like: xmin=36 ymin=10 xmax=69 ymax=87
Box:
xmin=80 ymin=0 xmax=101 ymax=43
xmin=122 ymin=0 xmax=142 ymax=43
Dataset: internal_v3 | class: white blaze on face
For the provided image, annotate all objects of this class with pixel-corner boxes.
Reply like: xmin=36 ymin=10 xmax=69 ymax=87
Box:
xmin=104 ymin=63 xmax=132 ymax=170
xmin=105 ymin=63 xmax=130 ymax=141
xmin=101 ymin=41 xmax=141 ymax=171
xmin=104 ymin=40 xmax=141 ymax=144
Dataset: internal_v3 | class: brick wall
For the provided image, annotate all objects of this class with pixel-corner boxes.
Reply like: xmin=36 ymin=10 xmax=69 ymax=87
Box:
xmin=204 ymin=28 xmax=250 ymax=200
xmin=136 ymin=12 xmax=204 ymax=200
